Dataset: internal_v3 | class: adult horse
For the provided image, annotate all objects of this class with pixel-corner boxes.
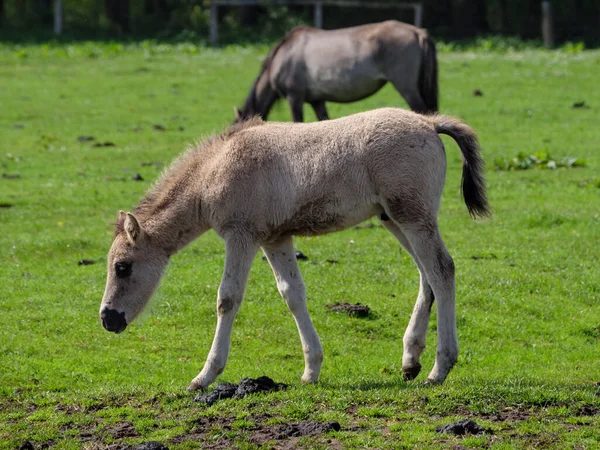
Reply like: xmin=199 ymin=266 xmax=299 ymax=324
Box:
xmin=234 ymin=20 xmax=438 ymax=123
xmin=99 ymin=108 xmax=489 ymax=390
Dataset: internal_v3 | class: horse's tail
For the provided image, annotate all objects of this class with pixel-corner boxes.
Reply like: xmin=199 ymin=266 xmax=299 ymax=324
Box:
xmin=431 ymin=115 xmax=490 ymax=219
xmin=417 ymin=32 xmax=439 ymax=114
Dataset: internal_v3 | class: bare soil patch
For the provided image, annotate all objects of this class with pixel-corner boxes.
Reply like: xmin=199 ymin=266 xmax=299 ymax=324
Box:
xmin=326 ymin=302 xmax=370 ymax=318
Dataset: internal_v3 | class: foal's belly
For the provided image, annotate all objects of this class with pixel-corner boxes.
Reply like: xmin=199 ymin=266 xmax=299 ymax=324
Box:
xmin=268 ymin=202 xmax=382 ymax=241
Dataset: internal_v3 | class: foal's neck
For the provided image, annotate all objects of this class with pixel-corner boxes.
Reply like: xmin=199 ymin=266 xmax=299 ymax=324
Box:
xmin=136 ymin=192 xmax=208 ymax=256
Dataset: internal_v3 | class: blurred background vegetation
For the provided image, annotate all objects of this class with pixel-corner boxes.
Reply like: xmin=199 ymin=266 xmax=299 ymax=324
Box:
xmin=0 ymin=0 xmax=598 ymax=45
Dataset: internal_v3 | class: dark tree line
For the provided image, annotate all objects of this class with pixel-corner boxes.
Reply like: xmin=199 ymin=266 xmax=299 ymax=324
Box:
xmin=1 ymin=0 xmax=599 ymax=44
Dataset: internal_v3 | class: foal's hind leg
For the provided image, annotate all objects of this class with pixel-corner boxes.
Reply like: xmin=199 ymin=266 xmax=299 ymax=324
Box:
xmin=381 ymin=220 xmax=435 ymax=381
xmin=394 ymin=221 xmax=457 ymax=384
xmin=262 ymin=236 xmax=323 ymax=383
xmin=188 ymin=236 xmax=259 ymax=390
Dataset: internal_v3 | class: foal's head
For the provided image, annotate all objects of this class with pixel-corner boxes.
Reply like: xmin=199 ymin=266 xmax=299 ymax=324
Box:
xmin=99 ymin=211 xmax=169 ymax=333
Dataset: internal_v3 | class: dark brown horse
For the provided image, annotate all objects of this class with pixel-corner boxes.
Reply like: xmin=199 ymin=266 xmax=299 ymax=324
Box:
xmin=234 ymin=20 xmax=438 ymax=123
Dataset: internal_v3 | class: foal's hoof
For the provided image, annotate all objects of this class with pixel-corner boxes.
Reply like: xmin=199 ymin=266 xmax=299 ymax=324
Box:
xmin=187 ymin=380 xmax=208 ymax=392
xmin=402 ymin=363 xmax=422 ymax=381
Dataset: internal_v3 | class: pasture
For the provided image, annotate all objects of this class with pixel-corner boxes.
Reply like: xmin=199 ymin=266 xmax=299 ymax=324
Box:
xmin=1 ymin=40 xmax=599 ymax=449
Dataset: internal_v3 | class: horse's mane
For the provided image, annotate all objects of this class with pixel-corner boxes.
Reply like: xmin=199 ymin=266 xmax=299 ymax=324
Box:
xmin=124 ymin=117 xmax=266 ymax=229
xmin=242 ymin=26 xmax=312 ymax=112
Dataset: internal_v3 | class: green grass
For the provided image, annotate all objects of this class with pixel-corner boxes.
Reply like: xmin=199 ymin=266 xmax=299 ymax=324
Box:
xmin=1 ymin=41 xmax=600 ymax=449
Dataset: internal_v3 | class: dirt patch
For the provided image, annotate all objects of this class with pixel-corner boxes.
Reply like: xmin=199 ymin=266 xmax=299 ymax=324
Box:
xmin=326 ymin=302 xmax=370 ymax=318
xmin=575 ymin=405 xmax=600 ymax=416
xmin=78 ymin=259 xmax=96 ymax=266
xmin=171 ymin=415 xmax=340 ymax=449
xmin=126 ymin=443 xmax=169 ymax=450
xmin=477 ymin=407 xmax=534 ymax=422
xmin=251 ymin=420 xmax=341 ymax=445
xmin=295 ymin=250 xmax=308 ymax=260
xmin=105 ymin=422 xmax=140 ymax=439
xmin=193 ymin=376 xmax=287 ymax=405
xmin=140 ymin=162 xmax=164 ymax=168
xmin=436 ymin=419 xmax=492 ymax=436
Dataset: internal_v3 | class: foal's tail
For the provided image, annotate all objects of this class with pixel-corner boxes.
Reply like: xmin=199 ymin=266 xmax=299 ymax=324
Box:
xmin=431 ymin=116 xmax=490 ymax=219
xmin=417 ymin=32 xmax=439 ymax=114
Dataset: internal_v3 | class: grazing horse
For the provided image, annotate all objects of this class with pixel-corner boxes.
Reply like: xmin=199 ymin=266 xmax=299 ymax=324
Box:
xmin=99 ymin=108 xmax=489 ymax=390
xmin=234 ymin=20 xmax=438 ymax=123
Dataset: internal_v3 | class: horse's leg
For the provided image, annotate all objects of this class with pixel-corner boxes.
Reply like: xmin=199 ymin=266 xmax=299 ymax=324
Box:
xmin=262 ymin=236 xmax=323 ymax=383
xmin=388 ymin=78 xmax=428 ymax=114
xmin=395 ymin=221 xmax=456 ymax=384
xmin=380 ymin=219 xmax=434 ymax=381
xmin=288 ymin=95 xmax=304 ymax=122
xmin=382 ymin=200 xmax=457 ymax=383
xmin=310 ymin=100 xmax=329 ymax=121
xmin=188 ymin=236 xmax=259 ymax=390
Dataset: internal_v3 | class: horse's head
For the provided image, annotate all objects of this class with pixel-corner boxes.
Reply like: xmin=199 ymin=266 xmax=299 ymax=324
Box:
xmin=232 ymin=105 xmax=254 ymax=124
xmin=99 ymin=211 xmax=169 ymax=333
xmin=233 ymin=66 xmax=279 ymax=124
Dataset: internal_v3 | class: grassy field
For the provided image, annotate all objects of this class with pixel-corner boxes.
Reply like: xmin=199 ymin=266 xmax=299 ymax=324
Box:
xmin=1 ymin=41 xmax=600 ymax=449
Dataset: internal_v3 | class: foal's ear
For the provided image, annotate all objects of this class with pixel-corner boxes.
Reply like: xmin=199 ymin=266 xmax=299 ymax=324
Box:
xmin=115 ymin=210 xmax=127 ymax=234
xmin=124 ymin=212 xmax=143 ymax=244
xmin=233 ymin=106 xmax=241 ymax=120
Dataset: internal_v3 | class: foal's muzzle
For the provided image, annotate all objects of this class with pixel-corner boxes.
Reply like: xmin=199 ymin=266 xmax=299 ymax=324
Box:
xmin=100 ymin=308 xmax=128 ymax=334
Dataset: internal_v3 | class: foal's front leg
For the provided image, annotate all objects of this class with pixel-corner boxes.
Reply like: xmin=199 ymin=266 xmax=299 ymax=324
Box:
xmin=188 ymin=236 xmax=259 ymax=390
xmin=262 ymin=236 xmax=323 ymax=383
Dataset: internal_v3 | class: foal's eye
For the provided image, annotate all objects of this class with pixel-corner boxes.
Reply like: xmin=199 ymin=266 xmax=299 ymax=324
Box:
xmin=115 ymin=262 xmax=133 ymax=279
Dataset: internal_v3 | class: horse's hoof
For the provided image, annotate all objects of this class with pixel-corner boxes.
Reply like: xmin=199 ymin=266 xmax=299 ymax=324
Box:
xmin=423 ymin=378 xmax=442 ymax=386
xmin=301 ymin=373 xmax=319 ymax=384
xmin=187 ymin=381 xmax=207 ymax=392
xmin=402 ymin=363 xmax=422 ymax=381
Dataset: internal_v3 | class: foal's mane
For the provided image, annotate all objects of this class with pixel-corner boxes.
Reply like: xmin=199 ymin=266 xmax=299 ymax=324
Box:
xmin=119 ymin=118 xmax=266 ymax=233
xmin=242 ymin=26 xmax=311 ymax=112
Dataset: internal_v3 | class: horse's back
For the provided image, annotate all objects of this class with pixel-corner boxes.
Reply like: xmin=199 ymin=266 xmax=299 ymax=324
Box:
xmin=270 ymin=21 xmax=425 ymax=103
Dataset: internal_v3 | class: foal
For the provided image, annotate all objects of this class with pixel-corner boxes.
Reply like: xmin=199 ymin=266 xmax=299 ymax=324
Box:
xmin=99 ymin=108 xmax=489 ymax=390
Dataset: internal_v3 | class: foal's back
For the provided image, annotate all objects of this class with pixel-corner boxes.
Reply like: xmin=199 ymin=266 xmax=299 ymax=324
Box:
xmin=200 ymin=108 xmax=446 ymax=239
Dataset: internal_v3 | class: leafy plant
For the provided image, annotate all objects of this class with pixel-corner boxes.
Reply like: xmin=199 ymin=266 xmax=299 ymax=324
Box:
xmin=494 ymin=150 xmax=586 ymax=171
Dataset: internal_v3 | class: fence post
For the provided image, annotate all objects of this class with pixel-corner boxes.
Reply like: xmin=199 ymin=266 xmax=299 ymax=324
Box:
xmin=314 ymin=0 xmax=323 ymax=28
xmin=210 ymin=1 xmax=218 ymax=46
xmin=54 ymin=0 xmax=63 ymax=35
xmin=414 ymin=3 xmax=423 ymax=29
xmin=541 ymin=1 xmax=554 ymax=47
